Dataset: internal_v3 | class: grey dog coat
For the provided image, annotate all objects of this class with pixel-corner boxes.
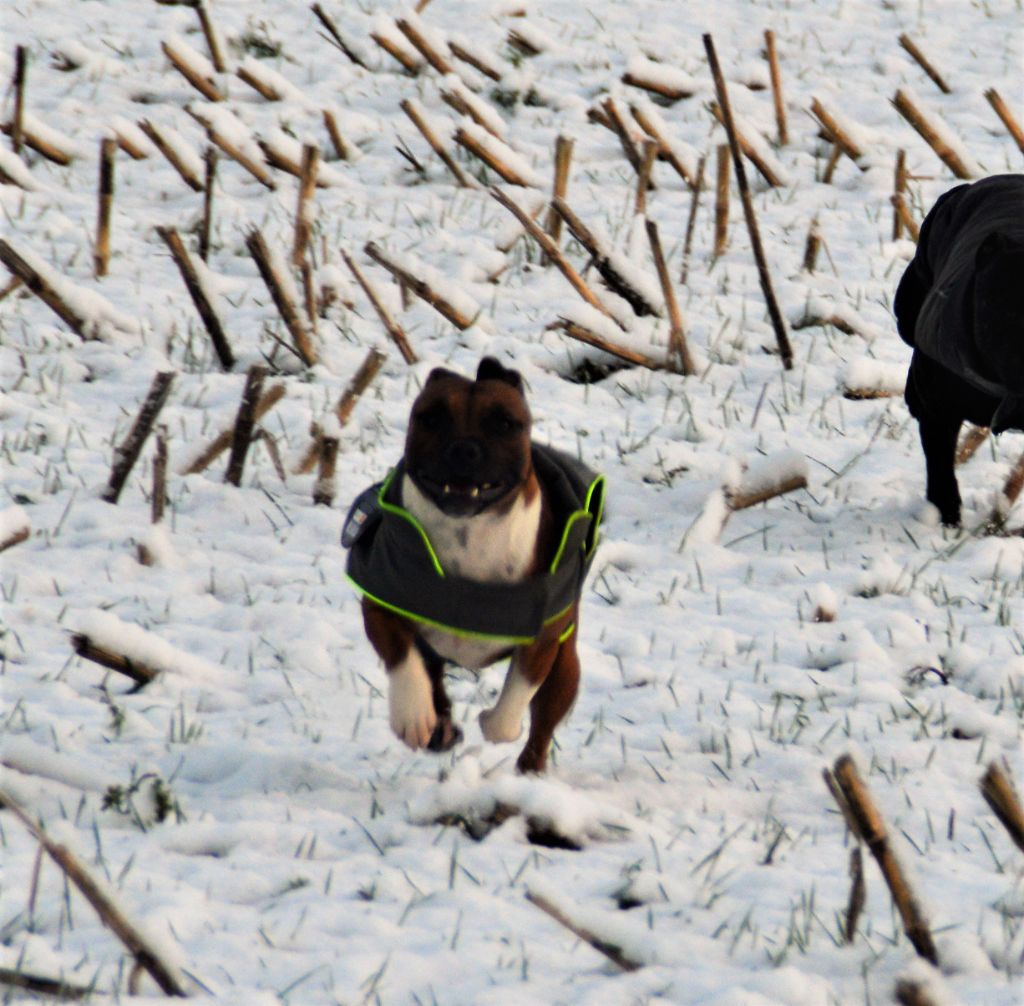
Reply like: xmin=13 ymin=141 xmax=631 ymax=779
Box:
xmin=343 ymin=444 xmax=604 ymax=644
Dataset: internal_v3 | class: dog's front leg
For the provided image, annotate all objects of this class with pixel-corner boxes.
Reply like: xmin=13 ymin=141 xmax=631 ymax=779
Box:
xmin=362 ymin=601 xmax=437 ymax=749
xmin=479 ymin=651 xmax=542 ymax=745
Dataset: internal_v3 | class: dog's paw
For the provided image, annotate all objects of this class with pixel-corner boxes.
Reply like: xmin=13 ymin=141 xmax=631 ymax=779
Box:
xmin=388 ymin=663 xmax=437 ymax=749
xmin=479 ymin=705 xmax=523 ymax=744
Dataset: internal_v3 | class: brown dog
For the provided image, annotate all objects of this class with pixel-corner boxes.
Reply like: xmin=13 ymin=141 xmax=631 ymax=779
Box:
xmin=344 ymin=357 xmax=603 ymax=773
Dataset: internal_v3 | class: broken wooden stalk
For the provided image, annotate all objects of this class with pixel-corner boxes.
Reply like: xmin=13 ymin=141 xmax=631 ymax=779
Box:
xmin=542 ymin=135 xmax=574 ymax=261
xmin=553 ymin=320 xmax=665 ymax=371
xmin=892 ymin=149 xmax=908 ymax=241
xmin=295 ymin=347 xmax=387 ymax=475
xmin=764 ymin=30 xmax=788 ymax=145
xmin=984 ymin=88 xmax=1024 ymax=155
xmin=454 ymin=126 xmax=533 ymax=186
xmin=490 ymin=186 xmax=618 ymax=325
xmin=679 ymin=154 xmax=706 ymax=286
xmin=708 ymin=101 xmax=785 ymax=188
xmin=986 ymin=449 xmax=1024 ymax=530
xmin=182 ymin=383 xmax=285 ymax=475
xmin=245 ymin=227 xmax=317 ymax=367
xmin=138 ymin=120 xmax=205 ymax=192
xmin=629 ymin=104 xmax=697 ymax=189
xmin=103 ymin=371 xmax=176 ymax=504
xmin=0 ymin=788 xmax=189 ymax=995
xmin=602 ymin=98 xmax=654 ymax=189
xmin=196 ymin=1 xmax=227 ymax=73
xmin=527 ymin=890 xmax=641 ymax=973
xmin=311 ymin=3 xmax=370 ymax=70
xmin=364 ymin=241 xmax=477 ymax=330
xmin=955 ymin=424 xmax=989 ymax=466
xmin=199 ymin=146 xmax=217 ymax=261
xmin=551 ymin=197 xmax=658 ymax=317
xmin=826 ymin=754 xmax=938 ymax=965
xmin=0 ymin=239 xmax=91 ymax=337
xmin=187 ymin=109 xmax=276 ymax=190
xmin=11 ymin=46 xmax=27 ymax=155
xmin=400 ymin=99 xmax=471 ymax=187
xmin=322 ymin=108 xmax=354 ymax=161
xmin=892 ymin=89 xmax=977 ymax=179
xmin=395 ymin=17 xmax=454 ymax=76
xmin=646 ymin=219 xmax=696 ymax=375
xmin=341 ymin=250 xmax=417 ymax=364
xmin=93 ymin=139 xmax=116 ymax=278
xmin=713 ymin=143 xmax=730 ymax=258
xmin=898 ymin=33 xmax=951 ymax=94
xmin=225 ymin=365 xmax=267 ymax=487
xmin=809 ymin=98 xmax=866 ymax=169
xmin=979 ymin=761 xmax=1024 ymax=854
xmin=157 ymin=226 xmax=235 ymax=370
xmin=161 ymin=39 xmax=223 ymax=101
xmin=292 ymin=142 xmax=320 ymax=267
xmin=313 ymin=435 xmax=340 ymax=506
xmin=704 ymin=33 xmax=794 ymax=370
xmin=890 ymin=192 xmax=920 ymax=242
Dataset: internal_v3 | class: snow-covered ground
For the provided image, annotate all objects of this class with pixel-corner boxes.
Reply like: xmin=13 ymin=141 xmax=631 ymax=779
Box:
xmin=1 ymin=1 xmax=1022 ymax=1002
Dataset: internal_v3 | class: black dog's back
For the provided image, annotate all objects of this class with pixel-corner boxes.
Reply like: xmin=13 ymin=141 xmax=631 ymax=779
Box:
xmin=895 ymin=174 xmax=1024 ymax=525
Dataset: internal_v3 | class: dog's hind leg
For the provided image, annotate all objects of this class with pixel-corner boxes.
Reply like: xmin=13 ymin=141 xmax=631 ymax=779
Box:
xmin=515 ymin=624 xmax=581 ymax=775
xmin=918 ymin=414 xmax=963 ymax=526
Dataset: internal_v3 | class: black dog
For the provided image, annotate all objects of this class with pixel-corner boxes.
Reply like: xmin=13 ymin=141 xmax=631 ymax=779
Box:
xmin=895 ymin=173 xmax=1024 ymax=526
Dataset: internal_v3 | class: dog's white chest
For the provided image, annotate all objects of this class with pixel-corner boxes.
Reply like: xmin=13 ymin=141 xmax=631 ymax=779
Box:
xmin=401 ymin=475 xmax=540 ymax=669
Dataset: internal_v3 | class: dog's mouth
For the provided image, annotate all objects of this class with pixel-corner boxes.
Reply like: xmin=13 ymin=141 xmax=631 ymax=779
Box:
xmin=414 ymin=471 xmax=512 ymax=513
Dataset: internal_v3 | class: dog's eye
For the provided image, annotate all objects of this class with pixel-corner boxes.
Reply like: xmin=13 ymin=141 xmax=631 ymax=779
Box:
xmin=416 ymin=405 xmax=450 ymax=432
xmin=486 ymin=409 xmax=521 ymax=435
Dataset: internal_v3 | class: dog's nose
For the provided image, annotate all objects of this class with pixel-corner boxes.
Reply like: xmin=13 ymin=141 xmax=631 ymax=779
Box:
xmin=444 ymin=438 xmax=484 ymax=471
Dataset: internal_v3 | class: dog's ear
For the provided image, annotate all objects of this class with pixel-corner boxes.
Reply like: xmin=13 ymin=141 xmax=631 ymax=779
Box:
xmin=426 ymin=367 xmax=458 ymax=385
xmin=476 ymin=356 xmax=523 ymax=391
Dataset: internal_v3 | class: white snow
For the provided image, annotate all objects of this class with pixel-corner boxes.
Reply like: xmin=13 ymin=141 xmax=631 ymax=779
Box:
xmin=1 ymin=1 xmax=1022 ymax=1004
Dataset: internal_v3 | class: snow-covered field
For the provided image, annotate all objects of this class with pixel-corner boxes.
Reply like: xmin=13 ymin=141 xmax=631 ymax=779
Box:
xmin=1 ymin=1 xmax=1022 ymax=1002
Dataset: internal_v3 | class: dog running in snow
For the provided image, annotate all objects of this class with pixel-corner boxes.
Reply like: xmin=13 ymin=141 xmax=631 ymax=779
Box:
xmin=895 ymin=173 xmax=1024 ymax=526
xmin=343 ymin=357 xmax=604 ymax=774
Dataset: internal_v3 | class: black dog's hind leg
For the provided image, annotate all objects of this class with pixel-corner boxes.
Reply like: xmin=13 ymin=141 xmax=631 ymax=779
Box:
xmin=917 ymin=414 xmax=963 ymax=526
xmin=416 ymin=639 xmax=463 ymax=752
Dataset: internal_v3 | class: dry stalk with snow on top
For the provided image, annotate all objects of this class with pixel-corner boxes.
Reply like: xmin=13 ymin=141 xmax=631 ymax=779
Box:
xmin=979 ymin=761 xmax=1024 ymax=853
xmin=161 ymin=37 xmax=223 ymax=102
xmin=892 ymin=88 xmax=979 ymax=179
xmin=138 ymin=119 xmax=205 ymax=192
xmin=490 ymin=186 xmax=620 ymax=325
xmin=157 ymin=226 xmax=234 ymax=370
xmin=245 ymin=228 xmax=317 ymax=366
xmin=551 ymin=197 xmax=660 ymax=318
xmin=364 ymin=242 xmax=479 ymax=330
xmin=341 ymin=250 xmax=418 ymax=363
xmin=0 ymin=788 xmax=190 ymax=996
xmin=825 ymin=754 xmax=938 ymax=965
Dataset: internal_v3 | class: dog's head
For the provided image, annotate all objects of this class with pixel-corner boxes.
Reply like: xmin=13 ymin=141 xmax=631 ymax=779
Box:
xmin=404 ymin=357 xmax=533 ymax=517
